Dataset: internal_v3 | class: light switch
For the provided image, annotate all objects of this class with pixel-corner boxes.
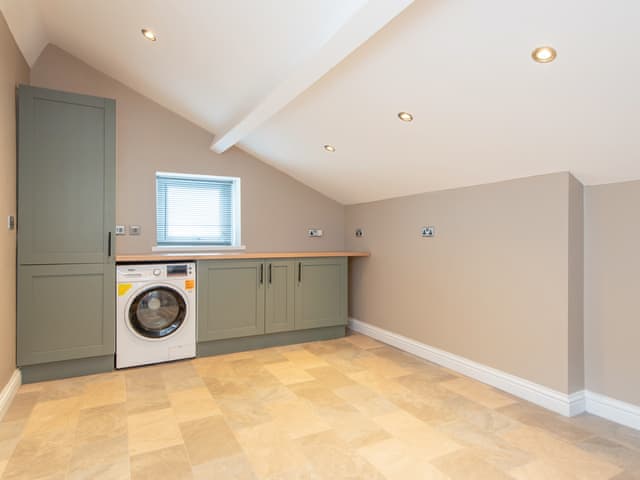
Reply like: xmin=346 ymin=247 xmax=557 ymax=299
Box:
xmin=115 ymin=225 xmax=126 ymax=235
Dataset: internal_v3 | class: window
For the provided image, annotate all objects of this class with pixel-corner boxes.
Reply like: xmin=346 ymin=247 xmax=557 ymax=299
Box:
xmin=156 ymin=172 xmax=241 ymax=247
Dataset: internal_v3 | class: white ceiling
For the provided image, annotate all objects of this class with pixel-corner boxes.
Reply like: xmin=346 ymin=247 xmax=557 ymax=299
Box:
xmin=3 ymin=0 xmax=640 ymax=204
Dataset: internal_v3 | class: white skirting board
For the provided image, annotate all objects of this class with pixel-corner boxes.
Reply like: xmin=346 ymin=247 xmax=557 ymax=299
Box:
xmin=0 ymin=369 xmax=21 ymax=421
xmin=349 ymin=318 xmax=640 ymax=430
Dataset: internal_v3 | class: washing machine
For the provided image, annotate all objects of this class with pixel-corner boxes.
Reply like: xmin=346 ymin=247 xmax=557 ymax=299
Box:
xmin=116 ymin=262 xmax=196 ymax=368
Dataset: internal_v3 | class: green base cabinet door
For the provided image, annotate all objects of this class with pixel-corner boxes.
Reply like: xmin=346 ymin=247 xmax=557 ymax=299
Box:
xmin=265 ymin=260 xmax=296 ymax=333
xmin=198 ymin=260 xmax=265 ymax=341
xmin=294 ymin=257 xmax=347 ymax=330
xmin=17 ymin=264 xmax=115 ymax=366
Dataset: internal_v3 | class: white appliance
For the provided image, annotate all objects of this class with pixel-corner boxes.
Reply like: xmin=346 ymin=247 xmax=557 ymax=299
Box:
xmin=116 ymin=263 xmax=196 ymax=368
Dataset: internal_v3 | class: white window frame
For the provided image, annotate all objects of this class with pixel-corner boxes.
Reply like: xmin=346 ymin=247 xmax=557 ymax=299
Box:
xmin=153 ymin=172 xmax=244 ymax=252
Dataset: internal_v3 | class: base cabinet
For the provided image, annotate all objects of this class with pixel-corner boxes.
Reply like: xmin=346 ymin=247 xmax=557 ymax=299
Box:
xmin=17 ymin=264 xmax=115 ymax=366
xmin=294 ymin=257 xmax=347 ymax=330
xmin=197 ymin=260 xmax=265 ymax=341
xmin=197 ymin=257 xmax=347 ymax=342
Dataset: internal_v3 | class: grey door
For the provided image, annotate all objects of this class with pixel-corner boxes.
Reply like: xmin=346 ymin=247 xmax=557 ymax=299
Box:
xmin=294 ymin=257 xmax=347 ymax=330
xmin=17 ymin=264 xmax=115 ymax=366
xmin=197 ymin=260 xmax=265 ymax=341
xmin=265 ymin=260 xmax=295 ymax=333
xmin=18 ymin=85 xmax=115 ymax=265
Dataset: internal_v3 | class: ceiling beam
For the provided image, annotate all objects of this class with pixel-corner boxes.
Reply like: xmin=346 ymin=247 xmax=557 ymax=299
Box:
xmin=210 ymin=0 xmax=414 ymax=154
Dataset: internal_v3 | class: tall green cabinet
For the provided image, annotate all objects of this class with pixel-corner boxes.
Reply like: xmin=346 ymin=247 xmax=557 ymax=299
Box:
xmin=17 ymin=85 xmax=116 ymax=382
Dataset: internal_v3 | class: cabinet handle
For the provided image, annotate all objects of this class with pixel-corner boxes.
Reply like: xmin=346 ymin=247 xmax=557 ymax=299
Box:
xmin=260 ymin=264 xmax=264 ymax=284
xmin=107 ymin=232 xmax=112 ymax=257
xmin=269 ymin=263 xmax=272 ymax=284
xmin=298 ymin=262 xmax=302 ymax=283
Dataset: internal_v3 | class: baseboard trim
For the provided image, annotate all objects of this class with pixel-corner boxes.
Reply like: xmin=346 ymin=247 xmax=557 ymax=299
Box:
xmin=585 ymin=391 xmax=640 ymax=431
xmin=0 ymin=369 xmax=21 ymax=421
xmin=349 ymin=318 xmax=584 ymax=417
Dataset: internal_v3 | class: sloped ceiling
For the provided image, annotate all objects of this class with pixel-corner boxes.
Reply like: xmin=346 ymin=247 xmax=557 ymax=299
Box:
xmin=3 ymin=0 xmax=640 ymax=204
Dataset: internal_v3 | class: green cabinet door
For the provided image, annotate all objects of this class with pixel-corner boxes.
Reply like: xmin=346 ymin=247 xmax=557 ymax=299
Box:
xmin=18 ymin=85 xmax=115 ymax=265
xmin=17 ymin=264 xmax=115 ymax=366
xmin=197 ymin=260 xmax=265 ymax=341
xmin=294 ymin=257 xmax=347 ymax=330
xmin=265 ymin=260 xmax=295 ymax=333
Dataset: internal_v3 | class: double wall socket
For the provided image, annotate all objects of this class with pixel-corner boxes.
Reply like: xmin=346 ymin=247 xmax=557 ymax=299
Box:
xmin=115 ymin=225 xmax=141 ymax=235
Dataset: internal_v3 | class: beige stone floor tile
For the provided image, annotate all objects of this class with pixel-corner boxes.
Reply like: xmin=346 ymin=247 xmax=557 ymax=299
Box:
xmin=168 ymin=386 xmax=220 ymax=423
xmin=296 ymin=430 xmax=385 ymax=479
xmin=180 ymin=414 xmax=242 ymax=466
xmin=215 ymin=396 xmax=274 ymax=431
xmin=436 ymin=419 xmax=530 ymax=471
xmin=1 ymin=392 xmax=40 ymax=422
xmin=267 ymin=398 xmax=332 ymax=439
xmin=344 ymin=333 xmax=384 ymax=349
xmin=80 ymin=376 xmax=127 ymax=410
xmin=334 ymin=383 xmax=397 ymax=418
xmin=130 ymin=444 xmax=192 ymax=480
xmin=306 ymin=365 xmax=356 ymax=389
xmin=67 ymin=435 xmax=129 ymax=479
xmin=0 ymin=421 xmax=25 ymax=463
xmin=509 ymin=460 xmax=578 ymax=480
xmin=498 ymin=402 xmax=593 ymax=443
xmin=569 ymin=413 xmax=640 ymax=452
xmin=1 ymin=433 xmax=73 ymax=480
xmin=234 ymin=420 xmax=309 ymax=478
xmin=611 ymin=471 xmax=640 ymax=480
xmin=263 ymin=361 xmax=315 ymax=385
xmin=74 ymin=402 xmax=127 ymax=444
xmin=281 ymin=349 xmax=329 ymax=369
xmin=577 ymin=435 xmax=640 ymax=472
xmin=191 ymin=453 xmax=258 ymax=480
xmin=127 ymin=408 xmax=183 ymax=456
xmin=372 ymin=410 xmax=462 ymax=460
xmin=161 ymin=361 xmax=205 ymax=392
xmin=431 ymin=448 xmax=514 ymax=479
xmin=357 ymin=437 xmax=450 ymax=480
xmin=440 ymin=377 xmax=517 ymax=409
xmin=67 ymin=458 xmax=130 ymax=480
xmin=500 ymin=424 xmax=623 ymax=479
xmin=354 ymin=354 xmax=413 ymax=379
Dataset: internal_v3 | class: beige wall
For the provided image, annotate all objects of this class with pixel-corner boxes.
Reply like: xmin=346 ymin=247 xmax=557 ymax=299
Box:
xmin=30 ymin=45 xmax=345 ymax=255
xmin=585 ymin=180 xmax=640 ymax=406
xmin=0 ymin=13 xmax=29 ymax=389
xmin=567 ymin=175 xmax=584 ymax=393
xmin=346 ymin=173 xmax=581 ymax=393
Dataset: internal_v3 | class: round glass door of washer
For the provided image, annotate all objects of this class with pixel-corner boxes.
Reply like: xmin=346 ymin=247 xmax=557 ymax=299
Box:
xmin=128 ymin=286 xmax=187 ymax=339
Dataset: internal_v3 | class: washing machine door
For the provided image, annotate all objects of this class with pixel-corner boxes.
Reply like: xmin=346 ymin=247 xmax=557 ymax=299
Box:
xmin=128 ymin=286 xmax=187 ymax=339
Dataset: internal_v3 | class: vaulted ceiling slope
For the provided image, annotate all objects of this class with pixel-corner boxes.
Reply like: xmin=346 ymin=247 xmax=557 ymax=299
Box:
xmin=3 ymin=0 xmax=640 ymax=204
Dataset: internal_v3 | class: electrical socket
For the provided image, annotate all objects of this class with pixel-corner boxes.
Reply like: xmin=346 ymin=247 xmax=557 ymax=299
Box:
xmin=421 ymin=226 xmax=435 ymax=237
xmin=307 ymin=228 xmax=323 ymax=237
xmin=355 ymin=228 xmax=364 ymax=237
xmin=129 ymin=225 xmax=141 ymax=235
xmin=115 ymin=225 xmax=126 ymax=235
xmin=7 ymin=215 xmax=15 ymax=230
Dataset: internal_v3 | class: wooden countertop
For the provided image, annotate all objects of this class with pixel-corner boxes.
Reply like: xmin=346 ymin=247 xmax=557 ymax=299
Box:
xmin=116 ymin=251 xmax=370 ymax=263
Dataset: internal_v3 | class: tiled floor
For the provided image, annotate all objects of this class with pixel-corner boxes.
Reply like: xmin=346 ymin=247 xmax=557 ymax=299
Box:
xmin=1 ymin=333 xmax=639 ymax=479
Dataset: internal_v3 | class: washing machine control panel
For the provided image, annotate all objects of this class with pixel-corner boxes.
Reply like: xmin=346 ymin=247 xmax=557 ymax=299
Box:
xmin=117 ymin=263 xmax=195 ymax=281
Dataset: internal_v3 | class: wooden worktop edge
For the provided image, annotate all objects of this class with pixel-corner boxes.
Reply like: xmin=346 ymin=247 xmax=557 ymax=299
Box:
xmin=115 ymin=251 xmax=370 ymax=262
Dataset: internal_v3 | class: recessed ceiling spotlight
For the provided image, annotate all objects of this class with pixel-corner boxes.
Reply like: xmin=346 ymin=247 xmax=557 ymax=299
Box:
xmin=323 ymin=144 xmax=336 ymax=153
xmin=398 ymin=111 xmax=414 ymax=122
xmin=141 ymin=28 xmax=157 ymax=42
xmin=531 ymin=46 xmax=557 ymax=63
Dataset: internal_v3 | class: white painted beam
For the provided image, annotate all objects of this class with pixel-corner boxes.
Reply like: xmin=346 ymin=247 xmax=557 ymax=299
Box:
xmin=210 ymin=0 xmax=414 ymax=153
